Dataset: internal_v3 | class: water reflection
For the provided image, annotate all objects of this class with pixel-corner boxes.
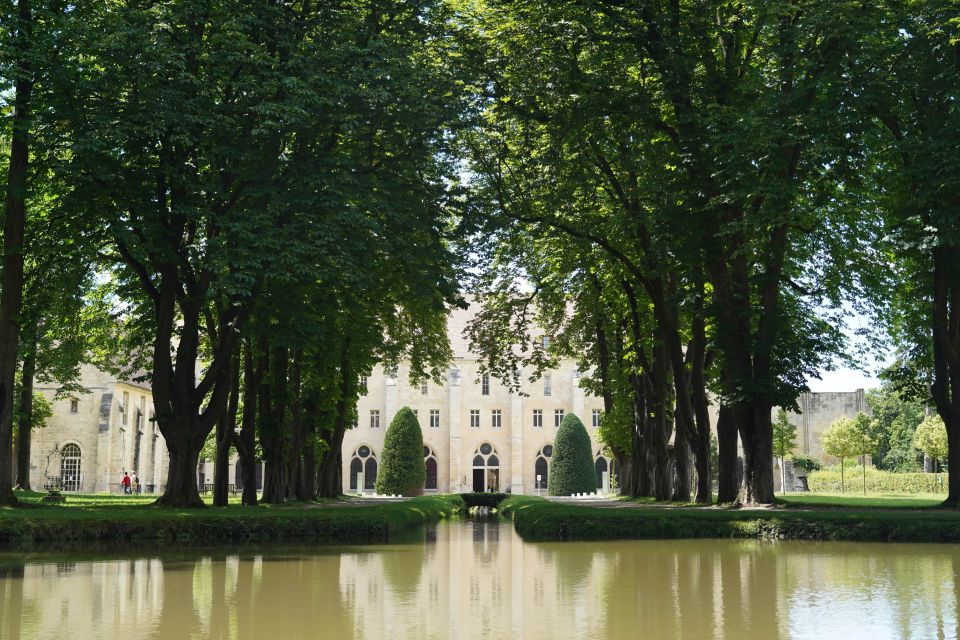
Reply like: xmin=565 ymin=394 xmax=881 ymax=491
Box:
xmin=1 ymin=521 xmax=959 ymax=639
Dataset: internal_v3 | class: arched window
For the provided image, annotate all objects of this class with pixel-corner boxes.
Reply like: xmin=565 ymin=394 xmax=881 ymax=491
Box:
xmin=424 ymin=446 xmax=439 ymax=491
xmin=472 ymin=443 xmax=500 ymax=492
xmin=534 ymin=444 xmax=552 ymax=491
xmin=595 ymin=449 xmax=617 ymax=491
xmin=350 ymin=446 xmax=378 ymax=492
xmin=349 ymin=457 xmax=363 ymax=490
xmin=60 ymin=443 xmax=82 ymax=492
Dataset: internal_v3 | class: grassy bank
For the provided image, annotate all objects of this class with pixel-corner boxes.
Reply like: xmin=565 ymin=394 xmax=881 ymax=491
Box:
xmin=499 ymin=496 xmax=960 ymax=543
xmin=0 ymin=494 xmax=465 ymax=549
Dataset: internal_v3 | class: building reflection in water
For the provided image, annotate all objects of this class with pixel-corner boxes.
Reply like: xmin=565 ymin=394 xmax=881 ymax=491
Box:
xmin=1 ymin=521 xmax=959 ymax=639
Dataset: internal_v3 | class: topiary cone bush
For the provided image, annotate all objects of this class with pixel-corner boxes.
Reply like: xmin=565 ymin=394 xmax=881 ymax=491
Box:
xmin=548 ymin=412 xmax=596 ymax=496
xmin=375 ymin=406 xmax=426 ymax=496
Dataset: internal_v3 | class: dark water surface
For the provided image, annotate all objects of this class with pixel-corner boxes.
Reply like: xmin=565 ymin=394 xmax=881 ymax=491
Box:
xmin=1 ymin=519 xmax=958 ymax=639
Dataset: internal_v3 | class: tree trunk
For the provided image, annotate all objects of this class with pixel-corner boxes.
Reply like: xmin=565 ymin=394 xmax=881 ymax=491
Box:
xmin=14 ymin=335 xmax=36 ymax=490
xmin=157 ymin=432 xmax=205 ymax=508
xmin=716 ymin=404 xmax=740 ymax=502
xmin=0 ymin=0 xmax=33 ymax=506
xmin=287 ymin=349 xmax=303 ymax=500
xmin=317 ymin=355 xmax=352 ymax=499
xmin=238 ymin=344 xmax=259 ymax=506
xmin=931 ymin=245 xmax=960 ymax=507
xmin=259 ymin=343 xmax=289 ymax=504
xmin=748 ymin=401 xmax=776 ymax=504
xmin=212 ymin=353 xmax=240 ymax=507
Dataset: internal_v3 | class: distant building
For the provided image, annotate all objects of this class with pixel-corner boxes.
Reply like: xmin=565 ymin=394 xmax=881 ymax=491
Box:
xmin=30 ymin=364 xmax=168 ymax=494
xmin=24 ymin=311 xmax=872 ymax=496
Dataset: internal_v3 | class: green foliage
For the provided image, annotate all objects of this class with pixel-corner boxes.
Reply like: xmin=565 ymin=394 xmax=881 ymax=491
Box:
xmin=792 ymin=455 xmax=822 ymax=474
xmin=548 ymin=413 xmax=595 ymax=496
xmin=914 ymin=415 xmax=949 ymax=464
xmin=808 ymin=468 xmax=947 ymax=495
xmin=866 ymin=382 xmax=925 ymax=471
xmin=821 ymin=417 xmax=860 ymax=463
xmin=772 ymin=409 xmax=798 ymax=459
xmin=375 ymin=407 xmax=426 ymax=496
xmin=0 ymin=494 xmax=465 ymax=548
xmin=499 ymin=496 xmax=960 ymax=543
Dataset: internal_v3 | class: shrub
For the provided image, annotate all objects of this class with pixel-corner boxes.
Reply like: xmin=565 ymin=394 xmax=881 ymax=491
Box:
xmin=792 ymin=455 xmax=822 ymax=474
xmin=375 ymin=407 xmax=426 ymax=496
xmin=548 ymin=413 xmax=596 ymax=496
xmin=807 ymin=466 xmax=947 ymax=494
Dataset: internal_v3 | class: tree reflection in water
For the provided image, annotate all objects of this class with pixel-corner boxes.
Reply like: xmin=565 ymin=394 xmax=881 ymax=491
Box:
xmin=1 ymin=524 xmax=959 ymax=639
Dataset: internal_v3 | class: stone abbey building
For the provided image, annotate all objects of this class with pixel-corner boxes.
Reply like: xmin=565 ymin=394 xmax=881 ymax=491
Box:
xmin=24 ymin=306 xmax=869 ymax=496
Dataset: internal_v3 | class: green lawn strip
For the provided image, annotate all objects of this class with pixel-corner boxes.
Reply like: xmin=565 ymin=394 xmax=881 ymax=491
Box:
xmin=0 ymin=494 xmax=465 ymax=549
xmin=779 ymin=493 xmax=945 ymax=509
xmin=499 ymin=496 xmax=960 ymax=543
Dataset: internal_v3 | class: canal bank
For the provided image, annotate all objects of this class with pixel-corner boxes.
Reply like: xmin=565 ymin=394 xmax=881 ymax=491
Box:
xmin=499 ymin=496 xmax=960 ymax=543
xmin=0 ymin=495 xmax=466 ymax=549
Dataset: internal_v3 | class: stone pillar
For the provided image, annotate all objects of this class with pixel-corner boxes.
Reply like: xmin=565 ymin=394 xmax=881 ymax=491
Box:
xmin=573 ymin=367 xmax=585 ymax=421
xmin=385 ymin=368 xmax=398 ymax=426
xmin=448 ymin=367 xmax=462 ymax=493
xmin=97 ymin=392 xmax=114 ymax=493
xmin=511 ymin=389 xmax=524 ymax=495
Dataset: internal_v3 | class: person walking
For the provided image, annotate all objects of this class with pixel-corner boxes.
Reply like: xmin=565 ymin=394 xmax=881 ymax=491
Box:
xmin=121 ymin=471 xmax=131 ymax=495
xmin=131 ymin=471 xmax=140 ymax=495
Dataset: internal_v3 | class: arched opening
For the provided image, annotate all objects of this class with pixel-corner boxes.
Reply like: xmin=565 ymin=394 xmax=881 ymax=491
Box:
xmin=534 ymin=444 xmax=552 ymax=493
xmin=472 ymin=443 xmax=500 ymax=492
xmin=60 ymin=443 xmax=82 ymax=492
xmin=350 ymin=445 xmax=378 ymax=492
xmin=594 ymin=457 xmax=608 ymax=491
xmin=424 ymin=446 xmax=439 ymax=491
xmin=364 ymin=458 xmax=378 ymax=490
xmin=349 ymin=457 xmax=363 ymax=491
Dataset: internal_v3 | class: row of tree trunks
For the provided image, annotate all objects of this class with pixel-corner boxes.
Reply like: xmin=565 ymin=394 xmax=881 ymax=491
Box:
xmin=0 ymin=0 xmax=33 ymax=506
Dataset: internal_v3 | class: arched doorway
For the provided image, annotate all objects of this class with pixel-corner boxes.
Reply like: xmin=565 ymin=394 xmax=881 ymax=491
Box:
xmin=534 ymin=444 xmax=553 ymax=493
xmin=472 ymin=443 xmax=500 ymax=492
xmin=594 ymin=457 xmax=608 ymax=491
xmin=595 ymin=450 xmax=619 ymax=491
xmin=60 ymin=443 xmax=82 ymax=492
xmin=349 ymin=445 xmax=378 ymax=491
xmin=424 ymin=446 xmax=439 ymax=491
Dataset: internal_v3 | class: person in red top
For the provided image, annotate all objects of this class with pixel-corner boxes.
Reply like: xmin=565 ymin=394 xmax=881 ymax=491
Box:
xmin=121 ymin=472 xmax=131 ymax=495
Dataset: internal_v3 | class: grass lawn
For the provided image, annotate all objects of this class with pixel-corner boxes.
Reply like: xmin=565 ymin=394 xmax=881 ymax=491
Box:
xmin=779 ymin=492 xmax=946 ymax=509
xmin=0 ymin=491 xmax=465 ymax=549
xmin=499 ymin=495 xmax=960 ymax=543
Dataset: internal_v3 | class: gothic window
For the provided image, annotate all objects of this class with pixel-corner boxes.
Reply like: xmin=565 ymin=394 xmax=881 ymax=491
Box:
xmin=424 ymin=446 xmax=439 ymax=490
xmin=534 ymin=444 xmax=552 ymax=491
xmin=350 ymin=446 xmax=378 ymax=491
xmin=481 ymin=373 xmax=490 ymax=395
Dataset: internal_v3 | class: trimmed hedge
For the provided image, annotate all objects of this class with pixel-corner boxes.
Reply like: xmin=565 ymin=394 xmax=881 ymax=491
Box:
xmin=807 ymin=467 xmax=947 ymax=494
xmin=548 ymin=413 xmax=596 ymax=496
xmin=0 ymin=495 xmax=466 ymax=550
xmin=499 ymin=496 xmax=960 ymax=543
xmin=375 ymin=406 xmax=426 ymax=496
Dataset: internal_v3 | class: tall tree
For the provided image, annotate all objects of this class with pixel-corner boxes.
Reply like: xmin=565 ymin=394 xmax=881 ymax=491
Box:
xmin=0 ymin=0 xmax=33 ymax=505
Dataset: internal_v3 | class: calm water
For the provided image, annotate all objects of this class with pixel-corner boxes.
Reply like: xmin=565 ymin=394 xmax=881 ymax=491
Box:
xmin=1 ymin=520 xmax=958 ymax=640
